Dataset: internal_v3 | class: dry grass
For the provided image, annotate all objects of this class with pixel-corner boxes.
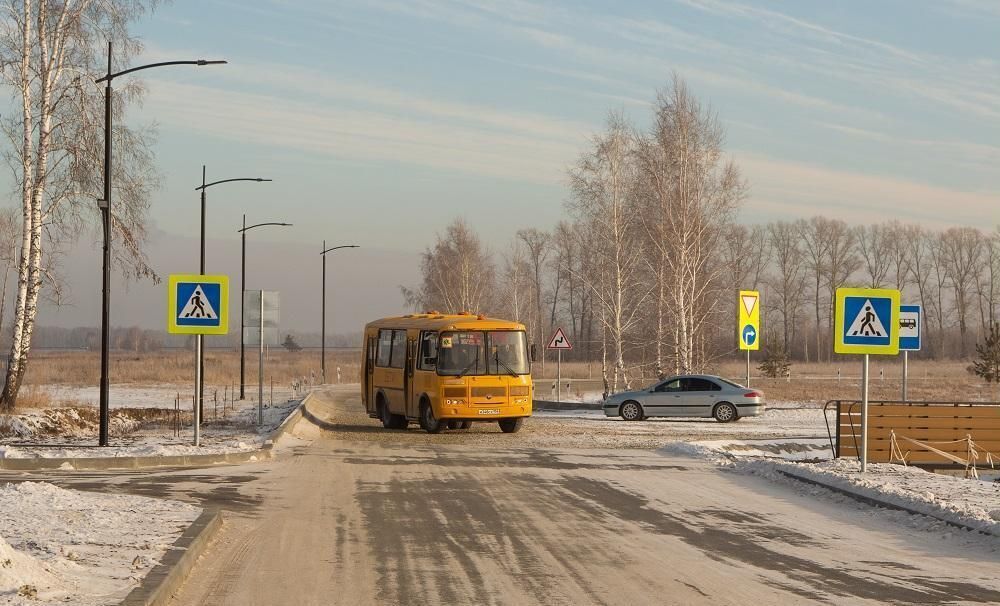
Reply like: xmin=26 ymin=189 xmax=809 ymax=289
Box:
xmin=534 ymin=359 xmax=995 ymax=403
xmin=16 ymin=351 xmax=996 ymax=404
xmin=21 ymin=349 xmax=362 ymax=388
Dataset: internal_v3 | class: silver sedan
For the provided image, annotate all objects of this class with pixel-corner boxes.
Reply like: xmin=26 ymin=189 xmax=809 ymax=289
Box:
xmin=602 ymin=375 xmax=765 ymax=422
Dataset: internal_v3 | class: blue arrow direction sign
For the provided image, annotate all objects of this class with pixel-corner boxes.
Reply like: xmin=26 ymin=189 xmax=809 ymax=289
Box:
xmin=899 ymin=305 xmax=921 ymax=351
xmin=741 ymin=324 xmax=757 ymax=347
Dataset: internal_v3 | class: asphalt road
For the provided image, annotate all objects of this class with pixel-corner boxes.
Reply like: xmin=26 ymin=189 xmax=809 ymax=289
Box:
xmin=5 ymin=386 xmax=1000 ymax=605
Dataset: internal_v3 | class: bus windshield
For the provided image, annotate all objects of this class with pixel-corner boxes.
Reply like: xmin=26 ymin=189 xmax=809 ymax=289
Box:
xmin=437 ymin=331 xmax=529 ymax=376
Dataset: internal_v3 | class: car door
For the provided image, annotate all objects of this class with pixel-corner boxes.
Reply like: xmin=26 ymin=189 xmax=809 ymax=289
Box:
xmin=643 ymin=378 xmax=684 ymax=416
xmin=681 ymin=377 xmax=722 ymax=417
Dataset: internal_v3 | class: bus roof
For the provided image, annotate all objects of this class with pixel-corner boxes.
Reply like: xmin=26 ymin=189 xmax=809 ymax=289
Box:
xmin=364 ymin=313 xmax=526 ymax=332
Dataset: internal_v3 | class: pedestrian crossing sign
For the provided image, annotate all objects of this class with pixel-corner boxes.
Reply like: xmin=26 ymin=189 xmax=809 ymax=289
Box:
xmin=167 ymin=274 xmax=229 ymax=335
xmin=834 ymin=287 xmax=899 ymax=355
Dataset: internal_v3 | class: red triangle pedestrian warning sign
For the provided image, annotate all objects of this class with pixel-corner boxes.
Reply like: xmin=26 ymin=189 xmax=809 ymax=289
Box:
xmin=547 ymin=327 xmax=572 ymax=350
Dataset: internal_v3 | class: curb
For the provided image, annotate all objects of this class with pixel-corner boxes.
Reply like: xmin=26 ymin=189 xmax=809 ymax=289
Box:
xmin=120 ymin=507 xmax=223 ymax=606
xmin=0 ymin=392 xmax=314 ymax=471
xmin=774 ymin=469 xmax=1000 ymax=538
xmin=532 ymin=399 xmax=602 ymax=412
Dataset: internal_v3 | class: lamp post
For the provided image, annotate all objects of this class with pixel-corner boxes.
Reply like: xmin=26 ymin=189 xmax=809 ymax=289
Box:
xmin=95 ymin=42 xmax=225 ymax=446
xmin=193 ymin=171 xmax=271 ymax=421
xmin=238 ymin=216 xmax=292 ymax=399
xmin=320 ymin=243 xmax=359 ymax=384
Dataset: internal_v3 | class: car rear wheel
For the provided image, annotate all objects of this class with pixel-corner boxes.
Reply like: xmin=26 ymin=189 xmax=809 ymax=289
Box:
xmin=620 ymin=401 xmax=644 ymax=421
xmin=498 ymin=418 xmax=523 ymax=433
xmin=713 ymin=402 xmax=737 ymax=423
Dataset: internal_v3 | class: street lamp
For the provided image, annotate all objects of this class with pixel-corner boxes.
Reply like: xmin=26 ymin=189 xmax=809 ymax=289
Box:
xmin=320 ymin=242 xmax=359 ymax=384
xmin=193 ymin=169 xmax=272 ymax=420
xmin=95 ymin=42 xmax=225 ymax=446
xmin=237 ymin=216 xmax=292 ymax=399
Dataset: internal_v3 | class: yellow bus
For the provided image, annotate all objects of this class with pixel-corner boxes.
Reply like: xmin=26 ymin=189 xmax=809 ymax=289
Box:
xmin=361 ymin=312 xmax=533 ymax=433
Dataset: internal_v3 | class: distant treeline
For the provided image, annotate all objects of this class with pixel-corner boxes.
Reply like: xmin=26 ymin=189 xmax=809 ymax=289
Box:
xmin=4 ymin=326 xmax=362 ymax=351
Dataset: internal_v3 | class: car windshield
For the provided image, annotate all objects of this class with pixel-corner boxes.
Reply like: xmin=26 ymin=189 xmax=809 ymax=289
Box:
xmin=436 ymin=330 xmax=529 ymax=376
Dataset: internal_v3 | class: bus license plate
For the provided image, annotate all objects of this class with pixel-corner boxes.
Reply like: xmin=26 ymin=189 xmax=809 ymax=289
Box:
xmin=478 ymin=409 xmax=500 ymax=415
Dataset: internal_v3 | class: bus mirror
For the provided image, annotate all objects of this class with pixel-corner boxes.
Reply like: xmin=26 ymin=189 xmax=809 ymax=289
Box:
xmin=530 ymin=344 xmax=537 ymax=362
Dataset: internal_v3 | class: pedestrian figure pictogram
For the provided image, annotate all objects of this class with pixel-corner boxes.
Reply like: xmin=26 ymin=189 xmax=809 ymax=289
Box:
xmin=178 ymin=285 xmax=218 ymax=320
xmin=845 ymin=299 xmax=888 ymax=340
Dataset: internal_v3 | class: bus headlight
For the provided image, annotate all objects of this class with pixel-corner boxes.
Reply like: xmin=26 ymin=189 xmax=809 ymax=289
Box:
xmin=445 ymin=399 xmax=465 ymax=405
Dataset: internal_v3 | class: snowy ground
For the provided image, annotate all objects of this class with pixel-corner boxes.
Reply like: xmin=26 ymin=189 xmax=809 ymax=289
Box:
xmin=0 ymin=397 xmax=301 ymax=459
xmin=0 ymin=482 xmax=199 ymax=605
xmin=666 ymin=436 xmax=1000 ymax=538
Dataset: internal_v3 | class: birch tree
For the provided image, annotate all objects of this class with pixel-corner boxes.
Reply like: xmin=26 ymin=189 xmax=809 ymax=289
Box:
xmin=568 ymin=112 xmax=647 ymax=392
xmin=766 ymin=221 xmax=807 ymax=354
xmin=401 ymin=218 xmax=496 ymax=314
xmin=0 ymin=0 xmax=160 ymax=409
xmin=634 ymin=76 xmax=746 ymax=373
xmin=856 ymin=223 xmax=893 ymax=288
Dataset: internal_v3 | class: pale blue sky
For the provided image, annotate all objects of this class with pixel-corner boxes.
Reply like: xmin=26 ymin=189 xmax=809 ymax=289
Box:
xmin=32 ymin=1 xmax=1000 ymax=330
xmin=131 ymin=0 xmax=999 ymax=250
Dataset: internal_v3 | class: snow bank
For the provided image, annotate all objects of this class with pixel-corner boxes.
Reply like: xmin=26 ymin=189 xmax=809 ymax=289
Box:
xmin=0 ymin=482 xmax=199 ymax=605
xmin=667 ymin=438 xmax=1000 ymax=537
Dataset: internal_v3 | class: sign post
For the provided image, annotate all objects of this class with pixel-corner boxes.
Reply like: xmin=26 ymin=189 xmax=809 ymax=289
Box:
xmin=898 ymin=305 xmax=922 ymax=402
xmin=834 ymin=287 xmax=900 ymax=472
xmin=244 ymin=290 xmax=280 ymax=425
xmin=738 ymin=290 xmax=760 ymax=386
xmin=546 ymin=327 xmax=572 ymax=402
xmin=167 ymin=274 xmax=230 ymax=446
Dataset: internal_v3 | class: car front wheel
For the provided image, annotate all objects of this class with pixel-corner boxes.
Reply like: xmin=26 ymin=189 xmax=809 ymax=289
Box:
xmin=620 ymin=401 xmax=644 ymax=421
xmin=713 ymin=402 xmax=737 ymax=423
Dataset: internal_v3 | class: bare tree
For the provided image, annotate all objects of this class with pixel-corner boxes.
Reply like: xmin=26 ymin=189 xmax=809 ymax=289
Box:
xmin=516 ymin=228 xmax=548 ymax=369
xmin=568 ymin=112 xmax=648 ymax=392
xmin=903 ymin=225 xmax=941 ymax=356
xmin=0 ymin=0 xmax=161 ymax=409
xmin=939 ymin=227 xmax=983 ymax=357
xmin=822 ymin=219 xmax=858 ymax=360
xmin=797 ymin=217 xmax=833 ymax=363
xmin=401 ymin=218 xmax=496 ymax=314
xmin=765 ymin=221 xmax=807 ymax=354
xmin=497 ymin=237 xmax=530 ymax=323
xmin=975 ymin=228 xmax=999 ymax=331
xmin=0 ymin=208 xmax=17 ymax=333
xmin=856 ymin=223 xmax=893 ymax=288
xmin=634 ymin=75 xmax=746 ymax=374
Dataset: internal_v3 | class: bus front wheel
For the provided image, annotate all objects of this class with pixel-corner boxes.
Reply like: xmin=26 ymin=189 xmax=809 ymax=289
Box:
xmin=498 ymin=418 xmax=524 ymax=433
xmin=420 ymin=402 xmax=445 ymax=434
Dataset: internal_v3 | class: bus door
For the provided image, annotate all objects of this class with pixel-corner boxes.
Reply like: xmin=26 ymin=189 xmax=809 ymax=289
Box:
xmin=365 ymin=335 xmax=376 ymax=412
xmin=405 ymin=337 xmax=418 ymax=418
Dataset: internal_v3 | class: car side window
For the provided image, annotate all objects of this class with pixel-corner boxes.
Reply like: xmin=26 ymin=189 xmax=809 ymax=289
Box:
xmin=658 ymin=379 xmax=682 ymax=392
xmin=685 ymin=378 xmax=720 ymax=392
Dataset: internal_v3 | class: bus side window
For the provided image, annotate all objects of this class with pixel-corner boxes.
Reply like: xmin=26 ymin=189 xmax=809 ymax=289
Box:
xmin=418 ymin=331 xmax=438 ymax=371
xmin=376 ymin=329 xmax=392 ymax=367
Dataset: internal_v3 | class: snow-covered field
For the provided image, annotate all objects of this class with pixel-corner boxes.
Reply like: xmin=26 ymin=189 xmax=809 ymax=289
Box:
xmin=0 ymin=482 xmax=199 ymax=605
xmin=40 ymin=384 xmax=191 ymax=409
xmin=0 ymin=397 xmax=301 ymax=459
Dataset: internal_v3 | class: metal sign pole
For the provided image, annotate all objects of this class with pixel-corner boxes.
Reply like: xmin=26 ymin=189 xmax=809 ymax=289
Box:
xmin=259 ymin=293 xmax=264 ymax=426
xmin=861 ymin=353 xmax=869 ymax=473
xmin=194 ymin=336 xmax=202 ymax=446
xmin=556 ymin=350 xmax=562 ymax=403
xmin=746 ymin=350 xmax=751 ymax=387
xmin=902 ymin=350 xmax=908 ymax=402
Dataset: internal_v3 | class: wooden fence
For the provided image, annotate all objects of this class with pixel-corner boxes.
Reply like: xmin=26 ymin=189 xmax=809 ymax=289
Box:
xmin=829 ymin=401 xmax=1000 ymax=464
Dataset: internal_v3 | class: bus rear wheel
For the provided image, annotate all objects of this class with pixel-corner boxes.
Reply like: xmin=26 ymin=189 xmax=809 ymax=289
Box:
xmin=379 ymin=400 xmax=407 ymax=429
xmin=420 ymin=402 xmax=445 ymax=434
xmin=498 ymin=418 xmax=524 ymax=433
